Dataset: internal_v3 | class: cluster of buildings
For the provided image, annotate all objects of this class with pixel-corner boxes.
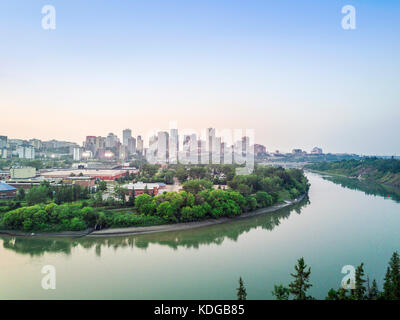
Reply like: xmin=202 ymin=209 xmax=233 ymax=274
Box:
xmin=0 ymin=135 xmax=79 ymax=160
xmin=0 ymin=164 xmax=166 ymax=199
xmin=0 ymin=130 xmax=324 ymax=165
xmin=71 ymin=128 xmax=258 ymax=166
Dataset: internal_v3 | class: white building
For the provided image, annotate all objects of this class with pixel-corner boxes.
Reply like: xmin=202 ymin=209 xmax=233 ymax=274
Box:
xmin=17 ymin=146 xmax=35 ymax=159
xmin=157 ymin=131 xmax=169 ymax=163
xmin=73 ymin=147 xmax=83 ymax=161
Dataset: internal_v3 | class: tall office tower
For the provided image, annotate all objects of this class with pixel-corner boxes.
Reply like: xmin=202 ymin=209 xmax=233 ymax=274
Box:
xmin=169 ymin=128 xmax=179 ymax=164
xmin=242 ymin=136 xmax=250 ymax=156
xmin=212 ymin=136 xmax=221 ymax=164
xmin=147 ymin=134 xmax=158 ymax=163
xmin=119 ymin=145 xmax=128 ymax=160
xmin=137 ymin=136 xmax=144 ymax=155
xmin=123 ymin=129 xmax=132 ymax=146
xmin=106 ymin=133 xmax=119 ymax=149
xmin=127 ymin=136 xmax=136 ymax=155
xmin=0 ymin=136 xmax=7 ymax=148
xmin=157 ymin=131 xmax=169 ymax=163
xmin=84 ymin=136 xmax=97 ymax=154
xmin=182 ymin=134 xmax=198 ymax=164
xmin=206 ymin=128 xmax=215 ymax=164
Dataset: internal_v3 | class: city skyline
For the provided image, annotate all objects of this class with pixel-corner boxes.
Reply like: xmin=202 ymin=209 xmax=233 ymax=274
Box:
xmin=1 ymin=1 xmax=399 ymax=155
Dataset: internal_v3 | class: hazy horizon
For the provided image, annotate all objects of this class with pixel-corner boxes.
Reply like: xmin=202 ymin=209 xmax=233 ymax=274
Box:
xmin=1 ymin=0 xmax=399 ymax=155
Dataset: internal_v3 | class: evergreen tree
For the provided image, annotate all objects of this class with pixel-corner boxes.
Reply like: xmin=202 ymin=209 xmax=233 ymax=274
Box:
xmin=368 ymin=279 xmax=379 ymax=300
xmin=389 ymin=251 xmax=400 ymax=298
xmin=127 ymin=190 xmax=136 ymax=207
xmin=272 ymin=284 xmax=290 ymax=300
xmin=237 ymin=277 xmax=247 ymax=300
xmin=383 ymin=267 xmax=393 ymax=300
xmin=289 ymin=257 xmax=313 ymax=300
xmin=351 ymin=263 xmax=367 ymax=300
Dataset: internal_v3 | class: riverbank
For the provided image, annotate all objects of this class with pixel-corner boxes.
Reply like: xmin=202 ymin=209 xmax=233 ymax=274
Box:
xmin=0 ymin=194 xmax=306 ymax=238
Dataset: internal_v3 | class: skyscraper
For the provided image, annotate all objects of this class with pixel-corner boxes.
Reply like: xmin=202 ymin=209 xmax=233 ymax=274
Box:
xmin=137 ymin=136 xmax=144 ymax=155
xmin=169 ymin=128 xmax=179 ymax=164
xmin=123 ymin=129 xmax=132 ymax=146
xmin=157 ymin=131 xmax=169 ymax=163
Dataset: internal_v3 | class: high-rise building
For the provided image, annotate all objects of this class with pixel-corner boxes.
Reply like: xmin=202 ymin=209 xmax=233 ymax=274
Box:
xmin=127 ymin=136 xmax=136 ymax=155
xmin=73 ymin=147 xmax=82 ymax=161
xmin=29 ymin=139 xmax=42 ymax=150
xmin=169 ymin=128 xmax=179 ymax=164
xmin=157 ymin=131 xmax=169 ymax=163
xmin=123 ymin=129 xmax=132 ymax=146
xmin=137 ymin=136 xmax=144 ymax=155
xmin=17 ymin=145 xmax=35 ymax=159
xmin=207 ymin=128 xmax=215 ymax=164
xmin=254 ymin=144 xmax=267 ymax=156
xmin=106 ymin=133 xmax=119 ymax=149
xmin=0 ymin=136 xmax=8 ymax=148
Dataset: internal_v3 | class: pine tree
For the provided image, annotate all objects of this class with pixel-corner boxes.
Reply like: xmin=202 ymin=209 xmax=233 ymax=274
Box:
xmin=272 ymin=284 xmax=290 ymax=300
xmin=289 ymin=257 xmax=313 ymax=300
xmin=237 ymin=277 xmax=247 ymax=300
xmin=389 ymin=251 xmax=400 ymax=299
xmin=351 ymin=263 xmax=367 ymax=300
xmin=383 ymin=267 xmax=393 ymax=300
xmin=368 ymin=279 xmax=379 ymax=300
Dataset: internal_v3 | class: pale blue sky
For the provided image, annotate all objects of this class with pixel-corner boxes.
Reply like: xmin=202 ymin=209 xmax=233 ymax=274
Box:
xmin=0 ymin=0 xmax=399 ymax=155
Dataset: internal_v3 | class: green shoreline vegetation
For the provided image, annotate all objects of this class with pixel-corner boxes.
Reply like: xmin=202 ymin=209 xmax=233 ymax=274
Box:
xmin=306 ymin=157 xmax=400 ymax=188
xmin=0 ymin=165 xmax=309 ymax=233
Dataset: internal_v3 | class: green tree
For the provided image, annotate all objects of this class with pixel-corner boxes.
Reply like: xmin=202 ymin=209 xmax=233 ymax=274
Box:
xmin=237 ymin=277 xmax=247 ymax=300
xmin=368 ymin=279 xmax=379 ymax=300
xmin=383 ymin=251 xmax=400 ymax=299
xmin=351 ymin=263 xmax=367 ymax=300
xmin=16 ymin=188 xmax=25 ymax=201
xmin=97 ymin=180 xmax=107 ymax=191
xmin=176 ymin=166 xmax=188 ymax=183
xmin=288 ymin=257 xmax=313 ymax=300
xmin=182 ymin=179 xmax=213 ymax=194
xmin=26 ymin=186 xmax=49 ymax=205
xmin=156 ymin=201 xmax=176 ymax=222
xmin=272 ymin=284 xmax=290 ymax=300
xmin=127 ymin=191 xmax=136 ymax=207
xmin=114 ymin=186 xmax=128 ymax=205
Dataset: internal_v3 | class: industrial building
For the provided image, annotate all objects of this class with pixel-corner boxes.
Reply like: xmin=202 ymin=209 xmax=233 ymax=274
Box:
xmin=40 ymin=169 xmax=128 ymax=180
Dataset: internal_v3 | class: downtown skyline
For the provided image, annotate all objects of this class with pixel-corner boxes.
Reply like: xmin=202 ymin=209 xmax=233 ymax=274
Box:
xmin=0 ymin=1 xmax=399 ymax=155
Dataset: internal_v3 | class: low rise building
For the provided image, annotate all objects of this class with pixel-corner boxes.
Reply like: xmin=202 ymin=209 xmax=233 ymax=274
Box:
xmin=0 ymin=182 xmax=17 ymax=199
xmin=122 ymin=182 xmax=162 ymax=196
xmin=10 ymin=167 xmax=36 ymax=179
xmin=40 ymin=169 xmax=128 ymax=181
xmin=62 ymin=176 xmax=96 ymax=188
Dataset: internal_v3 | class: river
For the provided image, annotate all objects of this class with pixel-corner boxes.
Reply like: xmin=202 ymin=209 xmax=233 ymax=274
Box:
xmin=1 ymin=172 xmax=399 ymax=299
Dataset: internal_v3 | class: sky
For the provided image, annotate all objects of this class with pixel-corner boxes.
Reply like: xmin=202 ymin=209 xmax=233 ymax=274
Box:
xmin=0 ymin=0 xmax=399 ymax=155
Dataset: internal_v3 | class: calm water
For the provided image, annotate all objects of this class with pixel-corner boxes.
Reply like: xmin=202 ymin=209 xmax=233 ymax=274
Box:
xmin=1 ymin=173 xmax=399 ymax=299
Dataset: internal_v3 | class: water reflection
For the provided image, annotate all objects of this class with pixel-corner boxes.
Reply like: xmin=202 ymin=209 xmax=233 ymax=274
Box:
xmin=0 ymin=198 xmax=309 ymax=257
xmin=321 ymin=175 xmax=400 ymax=203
